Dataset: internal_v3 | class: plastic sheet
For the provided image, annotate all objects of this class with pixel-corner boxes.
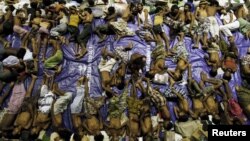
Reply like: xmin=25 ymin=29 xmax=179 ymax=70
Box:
xmin=1 ymin=17 xmax=250 ymax=129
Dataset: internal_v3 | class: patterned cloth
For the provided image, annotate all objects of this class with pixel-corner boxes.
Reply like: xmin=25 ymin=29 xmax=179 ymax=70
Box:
xmin=152 ymin=44 xmax=166 ymax=61
xmin=164 ymin=85 xmax=186 ymax=98
xmin=127 ymin=97 xmax=143 ymax=115
xmin=171 ymin=41 xmax=189 ymax=62
xmin=108 ymin=88 xmax=128 ymax=118
xmin=84 ymin=96 xmax=105 ymax=115
xmin=194 ymin=17 xmax=210 ymax=35
xmin=114 ymin=46 xmax=131 ymax=64
xmin=38 ymin=85 xmax=55 ymax=114
xmin=98 ymin=58 xmax=117 ymax=72
xmin=53 ymin=92 xmax=72 ymax=115
xmin=164 ymin=17 xmax=184 ymax=29
xmin=148 ymin=87 xmax=166 ymax=107
xmin=110 ymin=18 xmax=135 ymax=36
xmin=241 ymin=54 xmax=250 ymax=65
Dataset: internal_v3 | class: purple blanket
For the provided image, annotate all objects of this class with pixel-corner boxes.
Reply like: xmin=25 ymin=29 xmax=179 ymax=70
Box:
xmin=1 ymin=17 xmax=250 ymax=129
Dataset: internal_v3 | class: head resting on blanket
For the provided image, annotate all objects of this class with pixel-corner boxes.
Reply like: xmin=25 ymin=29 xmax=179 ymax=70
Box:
xmin=209 ymin=66 xmax=218 ymax=77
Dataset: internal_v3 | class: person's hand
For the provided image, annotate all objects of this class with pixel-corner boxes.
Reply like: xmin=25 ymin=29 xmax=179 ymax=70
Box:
xmin=228 ymin=36 xmax=234 ymax=43
xmin=222 ymin=79 xmax=228 ymax=84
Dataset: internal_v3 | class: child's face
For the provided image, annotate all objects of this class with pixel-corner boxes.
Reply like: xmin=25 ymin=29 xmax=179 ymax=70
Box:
xmin=184 ymin=5 xmax=190 ymax=11
xmin=137 ymin=4 xmax=143 ymax=11
xmin=35 ymin=11 xmax=40 ymax=17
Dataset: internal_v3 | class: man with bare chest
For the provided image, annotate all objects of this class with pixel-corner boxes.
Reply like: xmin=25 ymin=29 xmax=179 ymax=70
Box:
xmin=206 ymin=1 xmax=222 ymax=40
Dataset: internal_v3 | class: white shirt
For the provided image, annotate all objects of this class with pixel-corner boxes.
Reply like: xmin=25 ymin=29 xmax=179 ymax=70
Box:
xmin=38 ymin=91 xmax=55 ymax=114
xmin=2 ymin=55 xmax=19 ymax=66
xmin=220 ymin=11 xmax=237 ymax=24
xmin=23 ymin=48 xmax=33 ymax=61
xmin=60 ymin=15 xmax=68 ymax=24
xmin=153 ymin=73 xmax=169 ymax=85
xmin=138 ymin=9 xmax=153 ymax=25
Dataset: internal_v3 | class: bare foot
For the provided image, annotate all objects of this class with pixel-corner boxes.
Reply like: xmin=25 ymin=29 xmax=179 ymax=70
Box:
xmin=202 ymin=43 xmax=208 ymax=50
xmin=76 ymin=50 xmax=88 ymax=60
xmin=3 ymin=42 xmax=10 ymax=48
xmin=59 ymin=36 xmax=66 ymax=44
xmin=31 ymin=74 xmax=38 ymax=80
xmin=222 ymin=79 xmax=228 ymax=84
xmin=101 ymin=47 xmax=108 ymax=59
xmin=55 ymin=65 xmax=62 ymax=74
xmin=235 ymin=85 xmax=240 ymax=91
xmin=78 ymin=76 xmax=85 ymax=85
xmin=193 ymin=44 xmax=199 ymax=49
xmin=178 ymin=32 xmax=184 ymax=41
xmin=124 ymin=42 xmax=134 ymax=51
xmin=52 ymin=83 xmax=59 ymax=94
xmin=98 ymin=35 xmax=107 ymax=43
xmin=44 ymin=71 xmax=51 ymax=78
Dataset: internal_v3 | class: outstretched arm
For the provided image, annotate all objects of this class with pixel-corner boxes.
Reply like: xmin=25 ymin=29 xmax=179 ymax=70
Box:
xmin=85 ymin=77 xmax=89 ymax=97
xmin=223 ymin=80 xmax=233 ymax=99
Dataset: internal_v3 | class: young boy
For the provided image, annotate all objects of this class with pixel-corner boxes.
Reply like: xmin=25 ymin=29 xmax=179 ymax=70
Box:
xmin=75 ymin=8 xmax=93 ymax=59
xmin=153 ymin=7 xmax=170 ymax=53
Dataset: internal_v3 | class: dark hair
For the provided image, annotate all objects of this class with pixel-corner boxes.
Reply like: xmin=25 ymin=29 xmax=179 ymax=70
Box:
xmin=212 ymin=117 xmax=221 ymax=124
xmin=16 ymin=9 xmax=23 ymax=14
xmin=94 ymin=133 xmax=104 ymax=141
xmin=30 ymin=2 xmax=38 ymax=9
xmin=20 ymin=131 xmax=30 ymax=141
xmin=137 ymin=3 xmax=144 ymax=7
xmin=178 ymin=114 xmax=189 ymax=122
xmin=171 ymin=5 xmax=179 ymax=12
xmin=57 ymin=129 xmax=72 ymax=141
xmin=108 ymin=6 xmax=115 ymax=15
xmin=88 ymin=0 xmax=95 ymax=7
xmin=155 ymin=6 xmax=163 ymax=13
xmin=16 ymin=62 xmax=25 ymax=73
xmin=184 ymin=3 xmax=192 ymax=10
xmin=117 ymin=77 xmax=125 ymax=90
xmin=209 ymin=0 xmax=219 ymax=6
xmin=145 ymin=72 xmax=154 ymax=79
xmin=26 ymin=60 xmax=34 ymax=70
xmin=163 ymin=121 xmax=173 ymax=130
xmin=223 ymin=71 xmax=232 ymax=81
xmin=209 ymin=67 xmax=218 ymax=77
xmin=58 ymin=0 xmax=66 ymax=4
xmin=84 ymin=8 xmax=92 ymax=14
xmin=17 ymin=48 xmax=26 ymax=59
xmin=188 ymin=0 xmax=193 ymax=2
xmin=73 ymin=133 xmax=81 ymax=141
xmin=8 ymin=5 xmax=15 ymax=12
